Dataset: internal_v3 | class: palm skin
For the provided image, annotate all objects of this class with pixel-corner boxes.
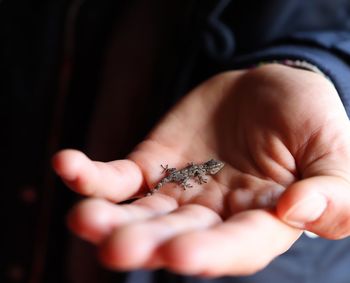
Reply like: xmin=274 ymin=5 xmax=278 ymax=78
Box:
xmin=53 ymin=64 xmax=350 ymax=277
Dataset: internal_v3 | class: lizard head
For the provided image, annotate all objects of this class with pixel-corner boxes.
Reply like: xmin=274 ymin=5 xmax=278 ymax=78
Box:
xmin=203 ymin=159 xmax=225 ymax=174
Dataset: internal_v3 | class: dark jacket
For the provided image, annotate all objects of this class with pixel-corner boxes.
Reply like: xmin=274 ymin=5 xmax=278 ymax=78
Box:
xmin=3 ymin=0 xmax=350 ymax=282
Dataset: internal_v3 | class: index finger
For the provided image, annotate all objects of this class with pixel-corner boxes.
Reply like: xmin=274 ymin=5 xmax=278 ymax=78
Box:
xmin=52 ymin=149 xmax=145 ymax=202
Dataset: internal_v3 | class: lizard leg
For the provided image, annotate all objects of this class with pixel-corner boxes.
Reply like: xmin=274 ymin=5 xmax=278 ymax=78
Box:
xmin=160 ymin=164 xmax=176 ymax=175
xmin=196 ymin=174 xmax=208 ymax=184
xmin=160 ymin=164 xmax=168 ymax=173
xmin=181 ymin=178 xmax=193 ymax=190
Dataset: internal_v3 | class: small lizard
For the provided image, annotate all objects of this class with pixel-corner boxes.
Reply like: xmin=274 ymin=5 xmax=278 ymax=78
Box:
xmin=146 ymin=159 xmax=225 ymax=195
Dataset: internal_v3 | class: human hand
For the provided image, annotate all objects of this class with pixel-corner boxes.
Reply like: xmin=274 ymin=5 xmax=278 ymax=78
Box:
xmin=53 ymin=64 xmax=350 ymax=277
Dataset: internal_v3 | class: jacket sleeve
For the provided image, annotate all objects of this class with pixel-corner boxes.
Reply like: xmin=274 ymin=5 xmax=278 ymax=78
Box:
xmin=231 ymin=30 xmax=350 ymax=115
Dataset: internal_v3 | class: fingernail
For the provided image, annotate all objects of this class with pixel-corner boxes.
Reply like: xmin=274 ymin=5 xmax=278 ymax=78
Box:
xmin=283 ymin=193 xmax=328 ymax=228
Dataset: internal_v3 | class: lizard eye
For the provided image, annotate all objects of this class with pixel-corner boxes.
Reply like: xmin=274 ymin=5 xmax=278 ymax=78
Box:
xmin=205 ymin=159 xmax=215 ymax=166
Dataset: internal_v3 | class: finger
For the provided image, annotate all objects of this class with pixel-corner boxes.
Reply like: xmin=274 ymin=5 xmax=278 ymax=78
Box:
xmin=68 ymin=194 xmax=179 ymax=243
xmin=52 ymin=149 xmax=144 ymax=201
xmin=277 ymin=176 xmax=350 ymax=239
xmin=159 ymin=210 xmax=301 ymax=277
xmin=98 ymin=204 xmax=222 ymax=270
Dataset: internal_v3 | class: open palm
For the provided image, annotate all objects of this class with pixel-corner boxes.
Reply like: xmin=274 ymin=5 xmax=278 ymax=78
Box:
xmin=53 ymin=64 xmax=350 ymax=277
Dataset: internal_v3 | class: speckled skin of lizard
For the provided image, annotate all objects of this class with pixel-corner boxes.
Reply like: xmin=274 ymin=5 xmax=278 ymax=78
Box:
xmin=146 ymin=159 xmax=225 ymax=196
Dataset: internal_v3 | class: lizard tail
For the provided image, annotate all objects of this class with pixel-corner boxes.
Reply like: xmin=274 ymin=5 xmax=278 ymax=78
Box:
xmin=145 ymin=183 xmax=163 ymax=196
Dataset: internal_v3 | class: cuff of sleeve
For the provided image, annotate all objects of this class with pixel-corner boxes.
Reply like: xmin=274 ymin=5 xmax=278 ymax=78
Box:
xmin=230 ymin=45 xmax=350 ymax=114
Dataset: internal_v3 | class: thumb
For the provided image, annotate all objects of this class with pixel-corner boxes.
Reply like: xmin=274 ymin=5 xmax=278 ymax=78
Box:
xmin=276 ymin=176 xmax=350 ymax=239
